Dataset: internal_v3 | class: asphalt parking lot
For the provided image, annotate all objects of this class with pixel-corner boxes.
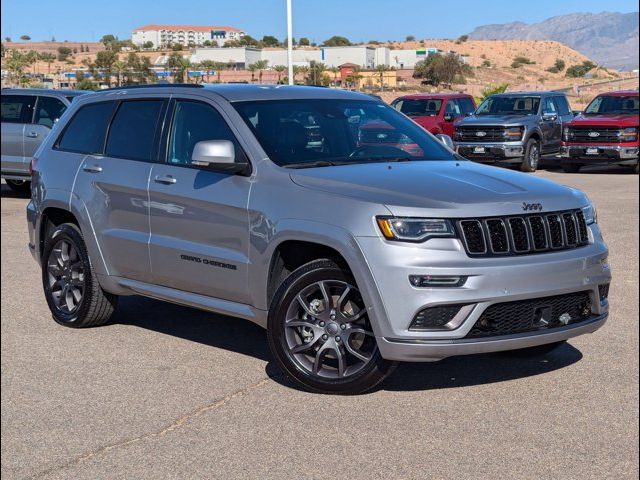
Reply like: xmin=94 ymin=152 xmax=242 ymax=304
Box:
xmin=1 ymin=167 xmax=638 ymax=480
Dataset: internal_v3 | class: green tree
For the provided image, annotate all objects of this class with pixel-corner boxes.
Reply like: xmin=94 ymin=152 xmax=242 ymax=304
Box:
xmin=112 ymin=60 xmax=127 ymax=86
xmin=375 ymin=64 xmax=393 ymax=91
xmin=479 ymin=82 xmax=509 ymax=102
xmin=511 ymin=56 xmax=535 ymax=69
xmin=322 ymin=36 xmax=351 ymax=47
xmin=413 ymin=53 xmax=469 ymax=87
xmin=298 ymin=37 xmax=310 ymax=46
xmin=142 ymin=41 xmax=154 ymax=50
xmin=261 ymin=35 xmax=280 ymax=47
xmin=94 ymin=50 xmax=118 ymax=86
xmin=57 ymin=46 xmax=72 ymax=61
xmin=172 ymin=43 xmax=183 ymax=51
xmin=566 ymin=61 xmax=597 ymax=78
xmin=20 ymin=35 xmax=31 ymax=41
xmin=405 ymin=35 xmax=415 ymax=42
xmin=76 ymin=79 xmax=97 ymax=90
xmin=306 ymin=62 xmax=327 ymax=86
xmin=166 ymin=52 xmax=189 ymax=83
xmin=38 ymin=52 xmax=56 ymax=73
xmin=273 ymin=64 xmax=287 ymax=83
xmin=248 ymin=60 xmax=269 ymax=83
xmin=457 ymin=35 xmax=469 ymax=43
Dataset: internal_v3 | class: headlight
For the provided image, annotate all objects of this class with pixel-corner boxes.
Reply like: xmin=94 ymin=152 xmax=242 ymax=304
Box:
xmin=582 ymin=202 xmax=597 ymax=225
xmin=376 ymin=217 xmax=455 ymax=242
xmin=620 ymin=127 xmax=638 ymax=142
xmin=504 ymin=126 xmax=524 ymax=141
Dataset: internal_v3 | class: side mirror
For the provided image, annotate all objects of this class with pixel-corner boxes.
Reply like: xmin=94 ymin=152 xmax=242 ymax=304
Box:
xmin=443 ymin=113 xmax=455 ymax=122
xmin=542 ymin=113 xmax=558 ymax=122
xmin=191 ymin=140 xmax=248 ymax=174
xmin=436 ymin=134 xmax=454 ymax=150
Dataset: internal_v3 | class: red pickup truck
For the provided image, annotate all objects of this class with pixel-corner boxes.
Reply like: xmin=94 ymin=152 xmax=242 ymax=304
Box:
xmin=561 ymin=90 xmax=639 ymax=173
xmin=391 ymin=93 xmax=476 ymax=137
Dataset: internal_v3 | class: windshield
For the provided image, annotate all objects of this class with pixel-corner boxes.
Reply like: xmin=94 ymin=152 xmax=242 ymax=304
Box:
xmin=585 ymin=95 xmax=639 ymax=115
xmin=233 ymin=99 xmax=454 ymax=168
xmin=476 ymin=96 xmax=540 ymax=116
xmin=392 ymin=98 xmax=443 ymax=117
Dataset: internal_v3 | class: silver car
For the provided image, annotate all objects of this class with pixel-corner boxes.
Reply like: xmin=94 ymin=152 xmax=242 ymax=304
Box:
xmin=27 ymin=85 xmax=611 ymax=394
xmin=1 ymin=88 xmax=86 ymax=193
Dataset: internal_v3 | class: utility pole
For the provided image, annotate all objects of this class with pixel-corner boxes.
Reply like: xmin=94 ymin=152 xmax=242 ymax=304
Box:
xmin=286 ymin=0 xmax=293 ymax=85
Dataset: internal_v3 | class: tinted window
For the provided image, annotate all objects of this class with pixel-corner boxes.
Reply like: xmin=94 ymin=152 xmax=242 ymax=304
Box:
xmin=542 ymin=97 xmax=557 ymax=114
xmin=57 ymin=101 xmax=115 ymax=154
xmin=476 ymin=96 xmax=540 ymax=116
xmin=234 ymin=99 xmax=452 ymax=168
xmin=393 ymin=99 xmax=442 ymax=117
xmin=554 ymin=96 xmax=571 ymax=116
xmin=458 ymin=97 xmax=476 ymax=114
xmin=35 ymin=97 xmax=68 ymax=128
xmin=167 ymin=101 xmax=241 ymax=166
xmin=585 ymin=95 xmax=639 ymax=115
xmin=106 ymin=100 xmax=164 ymax=161
xmin=1 ymin=95 xmax=35 ymax=123
xmin=445 ymin=100 xmax=462 ymax=115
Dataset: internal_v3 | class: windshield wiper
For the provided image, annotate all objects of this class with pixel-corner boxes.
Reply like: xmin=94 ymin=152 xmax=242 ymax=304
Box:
xmin=284 ymin=160 xmax=337 ymax=169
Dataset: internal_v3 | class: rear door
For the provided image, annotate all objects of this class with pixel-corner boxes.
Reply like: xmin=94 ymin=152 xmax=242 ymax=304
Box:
xmin=69 ymin=97 xmax=166 ymax=281
xmin=25 ymin=96 xmax=70 ymax=159
xmin=1 ymin=94 xmax=35 ymax=176
xmin=147 ymin=96 xmax=252 ymax=304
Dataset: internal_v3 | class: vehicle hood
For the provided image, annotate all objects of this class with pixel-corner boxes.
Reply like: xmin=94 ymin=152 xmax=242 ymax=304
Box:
xmin=456 ymin=114 xmax=535 ymax=127
xmin=569 ymin=114 xmax=639 ymax=127
xmin=289 ymin=161 xmax=587 ymax=218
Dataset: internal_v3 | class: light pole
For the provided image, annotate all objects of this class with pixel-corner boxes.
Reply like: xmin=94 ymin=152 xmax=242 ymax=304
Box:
xmin=286 ymin=0 xmax=293 ymax=85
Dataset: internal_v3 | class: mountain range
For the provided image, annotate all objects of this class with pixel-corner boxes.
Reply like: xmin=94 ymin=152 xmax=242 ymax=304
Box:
xmin=468 ymin=11 xmax=639 ymax=71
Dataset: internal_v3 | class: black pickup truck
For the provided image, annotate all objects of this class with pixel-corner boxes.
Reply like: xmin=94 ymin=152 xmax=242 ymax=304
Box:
xmin=454 ymin=91 xmax=574 ymax=172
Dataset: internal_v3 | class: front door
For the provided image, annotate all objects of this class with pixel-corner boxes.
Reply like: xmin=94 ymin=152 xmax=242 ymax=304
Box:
xmin=148 ymin=98 xmax=252 ymax=304
xmin=540 ymin=97 xmax=562 ymax=153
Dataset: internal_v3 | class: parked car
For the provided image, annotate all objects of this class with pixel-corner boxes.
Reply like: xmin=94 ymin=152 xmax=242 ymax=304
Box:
xmin=454 ymin=91 xmax=574 ymax=172
xmin=1 ymin=88 xmax=87 ymax=193
xmin=391 ymin=93 xmax=476 ymax=137
xmin=560 ymin=90 xmax=639 ymax=173
xmin=28 ymin=84 xmax=610 ymax=394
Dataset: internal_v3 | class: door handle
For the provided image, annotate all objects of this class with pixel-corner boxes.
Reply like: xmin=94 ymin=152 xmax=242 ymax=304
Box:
xmin=82 ymin=165 xmax=103 ymax=173
xmin=26 ymin=131 xmax=39 ymax=138
xmin=154 ymin=175 xmax=177 ymax=185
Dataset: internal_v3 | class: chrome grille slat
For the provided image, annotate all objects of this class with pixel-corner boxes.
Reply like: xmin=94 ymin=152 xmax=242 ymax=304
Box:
xmin=456 ymin=126 xmax=506 ymax=142
xmin=567 ymin=127 xmax=622 ymax=143
xmin=458 ymin=209 xmax=588 ymax=257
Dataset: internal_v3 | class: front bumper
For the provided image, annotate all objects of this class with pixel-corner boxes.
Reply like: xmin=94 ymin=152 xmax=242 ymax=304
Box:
xmin=355 ymin=224 xmax=611 ymax=362
xmin=456 ymin=142 xmax=525 ymax=162
xmin=560 ymin=144 xmax=639 ymax=164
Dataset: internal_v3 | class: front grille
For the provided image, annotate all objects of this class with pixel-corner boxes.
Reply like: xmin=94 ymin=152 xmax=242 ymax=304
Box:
xmin=457 ymin=209 xmax=589 ymax=257
xmin=466 ymin=291 xmax=593 ymax=338
xmin=566 ymin=127 xmax=622 ymax=143
xmin=456 ymin=126 xmax=507 ymax=142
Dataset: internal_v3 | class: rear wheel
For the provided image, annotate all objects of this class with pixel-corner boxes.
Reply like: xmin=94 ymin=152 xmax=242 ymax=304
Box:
xmin=561 ymin=162 xmax=582 ymax=173
xmin=267 ymin=259 xmax=396 ymax=394
xmin=5 ymin=179 xmax=31 ymax=194
xmin=501 ymin=340 xmax=566 ymax=358
xmin=520 ymin=139 xmax=540 ymax=172
xmin=42 ymin=223 xmax=117 ymax=328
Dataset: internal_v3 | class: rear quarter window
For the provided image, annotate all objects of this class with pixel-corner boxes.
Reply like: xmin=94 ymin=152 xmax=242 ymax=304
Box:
xmin=56 ymin=101 xmax=116 ymax=154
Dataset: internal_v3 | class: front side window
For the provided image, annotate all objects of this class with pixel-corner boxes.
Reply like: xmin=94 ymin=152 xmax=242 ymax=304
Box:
xmin=393 ymin=98 xmax=442 ymax=117
xmin=167 ymin=100 xmax=241 ymax=166
xmin=542 ymin=97 xmax=557 ymax=114
xmin=445 ymin=100 xmax=462 ymax=115
xmin=57 ymin=101 xmax=116 ymax=154
xmin=585 ymin=95 xmax=639 ymax=115
xmin=457 ymin=97 xmax=476 ymax=115
xmin=106 ymin=100 xmax=164 ymax=161
xmin=554 ymin=96 xmax=571 ymax=116
xmin=234 ymin=99 xmax=453 ymax=168
xmin=1 ymin=95 xmax=35 ymax=124
xmin=476 ymin=96 xmax=541 ymax=116
xmin=35 ymin=97 xmax=68 ymax=128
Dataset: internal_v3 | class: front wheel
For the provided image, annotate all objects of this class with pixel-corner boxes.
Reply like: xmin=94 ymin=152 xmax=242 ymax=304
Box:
xmin=520 ymin=139 xmax=540 ymax=172
xmin=267 ymin=259 xmax=396 ymax=394
xmin=5 ymin=179 xmax=31 ymax=195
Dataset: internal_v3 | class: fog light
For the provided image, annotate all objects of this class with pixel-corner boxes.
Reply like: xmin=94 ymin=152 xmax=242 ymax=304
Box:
xmin=409 ymin=275 xmax=467 ymax=287
xmin=410 ymin=304 xmax=472 ymax=330
xmin=598 ymin=283 xmax=610 ymax=303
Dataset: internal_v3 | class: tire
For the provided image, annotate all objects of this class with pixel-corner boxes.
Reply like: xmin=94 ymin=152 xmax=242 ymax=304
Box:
xmin=520 ymin=138 xmax=541 ymax=172
xmin=42 ymin=223 xmax=117 ymax=328
xmin=561 ymin=162 xmax=582 ymax=173
xmin=267 ymin=259 xmax=397 ymax=394
xmin=501 ymin=340 xmax=566 ymax=358
xmin=5 ymin=179 xmax=31 ymax=195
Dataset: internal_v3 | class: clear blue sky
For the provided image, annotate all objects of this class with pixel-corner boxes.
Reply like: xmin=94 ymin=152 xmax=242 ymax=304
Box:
xmin=1 ymin=0 xmax=638 ymax=43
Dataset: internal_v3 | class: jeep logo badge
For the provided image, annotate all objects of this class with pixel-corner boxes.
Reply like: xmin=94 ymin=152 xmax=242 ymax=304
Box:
xmin=476 ymin=131 xmax=487 ymax=137
xmin=522 ymin=202 xmax=543 ymax=212
xmin=588 ymin=131 xmax=600 ymax=138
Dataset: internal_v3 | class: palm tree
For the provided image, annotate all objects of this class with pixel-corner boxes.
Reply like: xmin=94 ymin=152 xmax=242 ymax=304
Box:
xmin=251 ymin=60 xmax=269 ymax=83
xmin=112 ymin=60 xmax=127 ymax=87
xmin=274 ymin=64 xmax=287 ymax=84
xmin=307 ymin=62 xmax=327 ymax=85
xmin=294 ymin=65 xmax=309 ymax=84
xmin=38 ymin=52 xmax=56 ymax=73
xmin=375 ymin=64 xmax=390 ymax=91
xmin=328 ymin=66 xmax=340 ymax=86
xmin=166 ymin=53 xmax=189 ymax=83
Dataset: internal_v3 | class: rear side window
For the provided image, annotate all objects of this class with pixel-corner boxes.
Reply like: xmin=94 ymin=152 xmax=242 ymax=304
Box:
xmin=35 ymin=97 xmax=68 ymax=128
xmin=57 ymin=101 xmax=116 ymax=154
xmin=106 ymin=100 xmax=164 ymax=161
xmin=1 ymin=95 xmax=35 ymax=124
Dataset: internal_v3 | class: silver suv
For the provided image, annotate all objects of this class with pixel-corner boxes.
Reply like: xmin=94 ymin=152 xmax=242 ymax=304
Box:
xmin=1 ymin=88 xmax=86 ymax=193
xmin=27 ymin=85 xmax=611 ymax=394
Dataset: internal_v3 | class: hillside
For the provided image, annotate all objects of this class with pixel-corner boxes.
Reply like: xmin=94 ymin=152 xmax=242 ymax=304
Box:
xmin=468 ymin=11 xmax=639 ymax=71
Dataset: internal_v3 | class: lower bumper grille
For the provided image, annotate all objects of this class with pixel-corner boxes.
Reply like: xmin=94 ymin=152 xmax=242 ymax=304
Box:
xmin=466 ymin=291 xmax=593 ymax=338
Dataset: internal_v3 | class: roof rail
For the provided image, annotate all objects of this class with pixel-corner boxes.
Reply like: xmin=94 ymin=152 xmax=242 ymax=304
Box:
xmin=102 ymin=83 xmax=204 ymax=91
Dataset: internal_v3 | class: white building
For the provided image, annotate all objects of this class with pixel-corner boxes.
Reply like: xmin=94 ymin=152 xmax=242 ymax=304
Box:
xmin=189 ymin=47 xmax=262 ymax=69
xmin=132 ymin=24 xmax=246 ymax=48
xmin=319 ymin=46 xmax=376 ymax=69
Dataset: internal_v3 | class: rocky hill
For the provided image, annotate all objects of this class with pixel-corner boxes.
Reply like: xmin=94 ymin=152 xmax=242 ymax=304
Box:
xmin=468 ymin=11 xmax=639 ymax=71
